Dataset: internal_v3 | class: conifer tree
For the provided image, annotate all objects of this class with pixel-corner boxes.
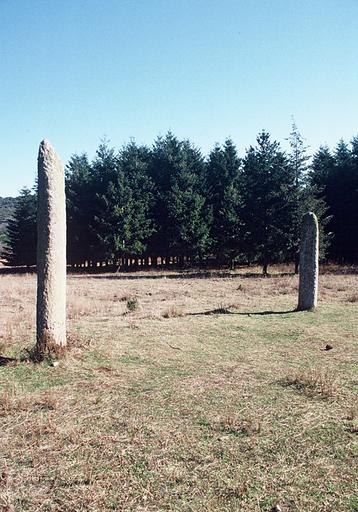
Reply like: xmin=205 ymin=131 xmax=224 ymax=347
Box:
xmin=66 ymin=153 xmax=94 ymax=265
xmin=206 ymin=139 xmax=242 ymax=264
xmin=2 ymin=187 xmax=37 ymax=266
xmin=349 ymin=136 xmax=358 ymax=261
xmin=241 ymin=131 xmax=294 ymax=274
xmin=309 ymin=146 xmax=337 ymax=259
xmin=118 ymin=142 xmax=155 ymax=258
xmin=94 ymin=141 xmax=155 ymax=265
xmin=91 ymin=140 xmax=119 ymax=264
xmin=149 ymin=133 xmax=210 ymax=262
xmin=287 ymin=123 xmax=330 ymax=271
xmin=309 ymin=145 xmax=335 ymax=191
xmin=329 ymin=140 xmax=358 ymax=262
xmin=310 ymin=141 xmax=358 ymax=262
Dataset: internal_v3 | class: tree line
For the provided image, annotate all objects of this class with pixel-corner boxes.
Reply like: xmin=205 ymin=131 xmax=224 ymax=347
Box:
xmin=2 ymin=125 xmax=358 ymax=272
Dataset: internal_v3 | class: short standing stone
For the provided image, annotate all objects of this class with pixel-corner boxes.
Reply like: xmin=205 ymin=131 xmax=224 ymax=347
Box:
xmin=36 ymin=140 xmax=66 ymax=358
xmin=298 ymin=212 xmax=319 ymax=311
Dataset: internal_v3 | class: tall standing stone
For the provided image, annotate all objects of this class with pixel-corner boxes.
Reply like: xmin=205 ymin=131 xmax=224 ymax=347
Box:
xmin=297 ymin=212 xmax=319 ymax=311
xmin=36 ymin=140 xmax=66 ymax=359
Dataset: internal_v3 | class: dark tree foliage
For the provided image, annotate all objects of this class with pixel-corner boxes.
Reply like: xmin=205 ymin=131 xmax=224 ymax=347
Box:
xmin=350 ymin=136 xmax=358 ymax=260
xmin=66 ymin=153 xmax=94 ymax=265
xmin=309 ymin=145 xmax=335 ymax=191
xmin=148 ymin=133 xmax=211 ymax=262
xmin=241 ymin=131 xmax=295 ymax=274
xmin=0 ymin=197 xmax=18 ymax=250
xmin=310 ymin=140 xmax=358 ymax=263
xmin=287 ymin=123 xmax=331 ymax=271
xmin=117 ymin=142 xmax=155 ymax=258
xmin=4 ymin=129 xmax=357 ymax=268
xmin=329 ymin=140 xmax=358 ymax=262
xmin=94 ymin=141 xmax=155 ymax=263
xmin=206 ymin=139 xmax=242 ymax=264
xmin=90 ymin=141 xmax=119 ymax=263
xmin=2 ymin=187 xmax=37 ymax=266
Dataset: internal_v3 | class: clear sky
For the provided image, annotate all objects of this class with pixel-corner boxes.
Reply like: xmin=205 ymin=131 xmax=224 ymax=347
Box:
xmin=1 ymin=0 xmax=357 ymax=196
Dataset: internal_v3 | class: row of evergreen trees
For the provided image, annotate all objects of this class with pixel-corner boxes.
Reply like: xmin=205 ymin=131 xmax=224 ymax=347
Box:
xmin=3 ymin=126 xmax=358 ymax=271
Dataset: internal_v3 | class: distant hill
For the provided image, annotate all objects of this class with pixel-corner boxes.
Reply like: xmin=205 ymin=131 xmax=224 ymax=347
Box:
xmin=0 ymin=196 xmax=18 ymax=252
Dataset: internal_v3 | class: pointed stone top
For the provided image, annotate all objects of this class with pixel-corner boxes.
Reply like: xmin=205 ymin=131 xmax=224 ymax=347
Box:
xmin=39 ymin=139 xmax=54 ymax=155
xmin=38 ymin=139 xmax=63 ymax=173
xmin=38 ymin=139 xmax=60 ymax=158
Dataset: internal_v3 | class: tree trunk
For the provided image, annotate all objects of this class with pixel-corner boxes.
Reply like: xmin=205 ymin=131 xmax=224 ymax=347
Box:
xmin=262 ymin=261 xmax=269 ymax=276
xmin=294 ymin=254 xmax=299 ymax=275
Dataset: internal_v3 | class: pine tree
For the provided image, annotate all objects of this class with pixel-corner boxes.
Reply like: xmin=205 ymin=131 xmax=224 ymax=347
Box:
xmin=310 ymin=141 xmax=358 ymax=262
xmin=149 ymin=133 xmax=211 ymax=263
xmin=241 ymin=131 xmax=294 ymax=274
xmin=309 ymin=146 xmax=336 ymax=260
xmin=349 ymin=136 xmax=358 ymax=261
xmin=329 ymin=140 xmax=358 ymax=262
xmin=2 ymin=187 xmax=37 ymax=266
xmin=94 ymin=141 xmax=155 ymax=265
xmin=91 ymin=140 xmax=119 ymax=264
xmin=287 ymin=123 xmax=330 ymax=271
xmin=206 ymin=139 xmax=242 ymax=265
xmin=309 ymin=145 xmax=335 ymax=191
xmin=66 ymin=153 xmax=94 ymax=265
xmin=119 ymin=142 xmax=155 ymax=259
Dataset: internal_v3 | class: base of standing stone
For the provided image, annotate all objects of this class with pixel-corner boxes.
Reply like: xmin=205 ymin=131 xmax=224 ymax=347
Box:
xmin=32 ymin=330 xmax=67 ymax=362
xmin=296 ymin=304 xmax=317 ymax=312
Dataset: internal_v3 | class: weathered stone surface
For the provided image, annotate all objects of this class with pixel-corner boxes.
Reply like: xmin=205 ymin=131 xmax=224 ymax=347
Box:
xmin=298 ymin=212 xmax=319 ymax=311
xmin=36 ymin=140 xmax=66 ymax=356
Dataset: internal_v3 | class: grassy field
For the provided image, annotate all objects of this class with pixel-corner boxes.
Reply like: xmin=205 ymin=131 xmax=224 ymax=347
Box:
xmin=0 ymin=266 xmax=357 ymax=511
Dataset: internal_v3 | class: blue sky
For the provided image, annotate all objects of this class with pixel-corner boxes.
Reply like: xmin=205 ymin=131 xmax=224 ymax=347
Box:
xmin=1 ymin=0 xmax=357 ymax=196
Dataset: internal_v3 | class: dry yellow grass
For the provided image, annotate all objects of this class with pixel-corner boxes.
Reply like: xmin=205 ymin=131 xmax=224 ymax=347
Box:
xmin=0 ymin=266 xmax=357 ymax=511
